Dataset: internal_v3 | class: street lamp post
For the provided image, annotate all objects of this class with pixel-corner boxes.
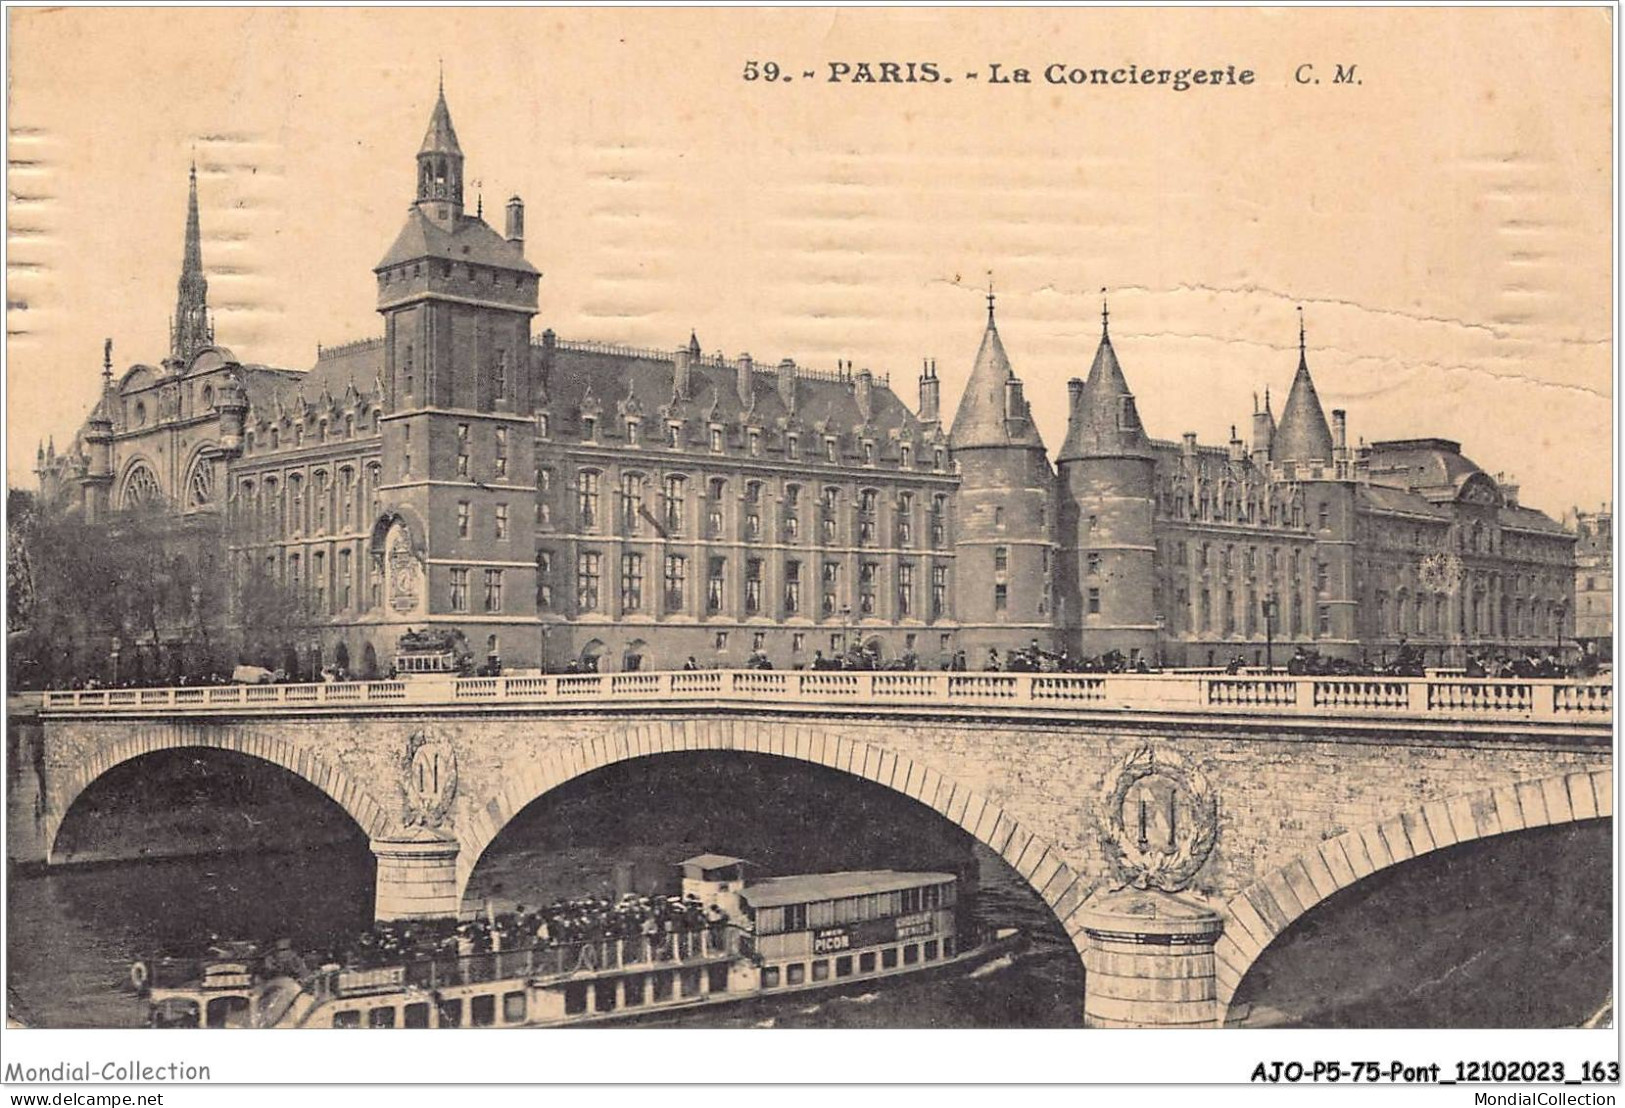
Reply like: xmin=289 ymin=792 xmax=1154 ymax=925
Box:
xmin=1262 ymin=591 xmax=1279 ymax=674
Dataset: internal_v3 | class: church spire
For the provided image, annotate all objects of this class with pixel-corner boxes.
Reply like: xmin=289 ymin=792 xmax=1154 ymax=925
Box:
xmin=170 ymin=160 xmax=212 ymax=364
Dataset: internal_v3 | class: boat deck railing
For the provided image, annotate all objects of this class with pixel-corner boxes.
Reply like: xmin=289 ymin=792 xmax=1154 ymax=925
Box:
xmin=43 ymin=669 xmax=1613 ymax=727
xmin=314 ymin=926 xmax=743 ymax=999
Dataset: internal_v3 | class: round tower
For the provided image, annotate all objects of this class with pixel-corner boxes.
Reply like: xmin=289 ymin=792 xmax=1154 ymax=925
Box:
xmin=1056 ymin=301 xmax=1158 ymax=664
xmin=946 ymin=292 xmax=1058 ymax=665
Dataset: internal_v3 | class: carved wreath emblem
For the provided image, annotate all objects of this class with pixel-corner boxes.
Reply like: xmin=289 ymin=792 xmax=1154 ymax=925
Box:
xmin=1099 ymin=744 xmax=1217 ymax=893
xmin=402 ymin=730 xmax=457 ymax=828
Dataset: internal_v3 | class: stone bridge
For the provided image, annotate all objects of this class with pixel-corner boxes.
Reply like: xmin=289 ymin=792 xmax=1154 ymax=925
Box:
xmin=11 ymin=670 xmax=1613 ymax=1027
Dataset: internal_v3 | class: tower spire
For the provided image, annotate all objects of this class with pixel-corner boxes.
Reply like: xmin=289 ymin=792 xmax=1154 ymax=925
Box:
xmin=170 ymin=160 xmax=211 ymax=364
xmin=986 ymin=272 xmax=996 ymax=325
xmin=1298 ymin=304 xmax=1306 ymax=359
xmin=1101 ymin=287 xmax=1109 ymax=338
xmin=415 ymin=75 xmax=465 ymax=226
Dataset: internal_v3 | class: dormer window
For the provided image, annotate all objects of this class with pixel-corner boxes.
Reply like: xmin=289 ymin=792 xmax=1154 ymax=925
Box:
xmin=900 ymin=444 xmax=912 ymax=468
xmin=748 ymin=429 xmax=761 ymax=456
xmin=863 ymin=440 xmax=875 ymax=465
xmin=710 ymin=426 xmax=724 ymax=453
xmin=269 ymin=427 xmax=279 ymax=449
xmin=627 ymin=418 xmax=640 ymax=445
xmin=582 ymin=416 xmax=597 ymax=441
xmin=825 ymin=436 xmax=837 ymax=463
xmin=934 ymin=448 xmax=944 ymax=470
xmin=667 ymin=422 xmax=681 ymax=448
xmin=787 ymin=434 xmax=799 ymax=460
xmin=538 ymin=412 xmax=551 ymax=438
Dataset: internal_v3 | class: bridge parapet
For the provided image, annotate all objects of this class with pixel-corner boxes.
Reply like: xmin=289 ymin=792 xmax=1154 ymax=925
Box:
xmin=39 ymin=671 xmax=1612 ymax=729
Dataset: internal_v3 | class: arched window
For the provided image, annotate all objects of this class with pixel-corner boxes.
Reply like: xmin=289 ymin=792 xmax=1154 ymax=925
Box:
xmin=263 ymin=477 xmax=280 ymax=537
xmin=312 ymin=470 xmax=330 ymax=533
xmin=120 ymin=463 xmax=161 ymax=509
xmin=338 ymin=467 xmax=355 ymax=530
xmin=184 ymin=455 xmax=214 ymax=511
xmin=288 ymin=474 xmax=304 ymax=535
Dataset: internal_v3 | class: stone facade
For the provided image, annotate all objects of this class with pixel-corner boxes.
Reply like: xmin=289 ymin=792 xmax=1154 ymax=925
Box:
xmin=37 ymin=86 xmax=1577 ymax=676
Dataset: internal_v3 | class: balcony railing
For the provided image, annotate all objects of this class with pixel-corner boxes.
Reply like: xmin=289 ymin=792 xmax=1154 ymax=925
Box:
xmin=39 ymin=671 xmax=1612 ymax=727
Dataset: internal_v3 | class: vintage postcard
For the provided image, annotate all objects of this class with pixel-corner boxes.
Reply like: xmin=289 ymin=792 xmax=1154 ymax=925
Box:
xmin=2 ymin=4 xmax=1615 ymax=1094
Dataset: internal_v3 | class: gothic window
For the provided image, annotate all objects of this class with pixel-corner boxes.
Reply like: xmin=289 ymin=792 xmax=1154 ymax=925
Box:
xmin=121 ymin=463 xmax=161 ymax=510
xmin=185 ymin=455 xmax=214 ymax=511
xmin=339 ymin=467 xmax=355 ymax=529
xmin=313 ymin=471 xmax=329 ymax=533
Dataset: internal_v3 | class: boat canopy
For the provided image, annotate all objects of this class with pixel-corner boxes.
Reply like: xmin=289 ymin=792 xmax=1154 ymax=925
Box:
xmin=741 ymin=870 xmax=955 ymax=910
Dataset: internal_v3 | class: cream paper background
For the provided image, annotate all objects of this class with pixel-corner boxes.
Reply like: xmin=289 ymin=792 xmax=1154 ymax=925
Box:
xmin=6 ymin=7 xmax=1613 ymax=522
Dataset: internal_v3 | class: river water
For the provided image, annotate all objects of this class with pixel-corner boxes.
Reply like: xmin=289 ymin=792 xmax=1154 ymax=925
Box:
xmin=6 ymin=748 xmax=1611 ymax=1029
xmin=6 ymin=750 xmax=1084 ymax=1029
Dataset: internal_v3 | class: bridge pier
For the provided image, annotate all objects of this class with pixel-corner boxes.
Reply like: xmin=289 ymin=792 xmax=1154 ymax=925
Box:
xmin=1077 ymin=889 xmax=1225 ymax=1028
xmin=371 ymin=830 xmax=461 ymax=922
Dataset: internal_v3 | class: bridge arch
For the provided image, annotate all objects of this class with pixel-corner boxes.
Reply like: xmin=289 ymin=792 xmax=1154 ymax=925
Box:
xmin=1215 ymin=768 xmax=1613 ymax=1021
xmin=45 ymin=729 xmax=394 ymax=862
xmin=451 ymin=716 xmax=1094 ymax=942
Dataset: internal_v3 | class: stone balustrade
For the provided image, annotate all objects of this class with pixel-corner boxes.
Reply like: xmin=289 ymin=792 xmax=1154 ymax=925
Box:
xmin=38 ymin=671 xmax=1612 ymax=728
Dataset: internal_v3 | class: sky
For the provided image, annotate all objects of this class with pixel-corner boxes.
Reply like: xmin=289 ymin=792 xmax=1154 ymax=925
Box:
xmin=6 ymin=7 xmax=1613 ymax=517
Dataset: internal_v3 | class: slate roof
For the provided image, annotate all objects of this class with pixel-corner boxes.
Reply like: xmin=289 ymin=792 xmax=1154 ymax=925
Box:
xmin=419 ymin=87 xmax=462 ymax=156
xmin=1058 ymin=330 xmax=1151 ymax=462
xmin=376 ymin=208 xmax=538 ymax=274
xmin=540 ymin=343 xmax=924 ymax=444
xmin=1272 ymin=349 xmax=1335 ymax=463
xmin=947 ymin=313 xmax=1045 ymax=451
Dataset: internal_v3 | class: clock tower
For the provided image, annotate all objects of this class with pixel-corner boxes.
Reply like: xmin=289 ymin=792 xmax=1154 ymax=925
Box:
xmin=371 ymin=80 xmax=541 ymax=663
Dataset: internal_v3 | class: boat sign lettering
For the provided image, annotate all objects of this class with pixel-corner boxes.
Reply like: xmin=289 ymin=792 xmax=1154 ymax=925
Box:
xmin=812 ymin=929 xmax=852 ymax=954
xmin=895 ymin=913 xmax=934 ymax=940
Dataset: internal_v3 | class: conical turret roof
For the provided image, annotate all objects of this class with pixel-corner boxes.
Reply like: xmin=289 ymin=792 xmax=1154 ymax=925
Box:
xmin=947 ymin=301 xmax=1045 ymax=451
xmin=1273 ymin=329 xmax=1334 ymax=464
xmin=1059 ymin=312 xmax=1151 ymax=462
xmin=419 ymin=84 xmax=462 ymax=157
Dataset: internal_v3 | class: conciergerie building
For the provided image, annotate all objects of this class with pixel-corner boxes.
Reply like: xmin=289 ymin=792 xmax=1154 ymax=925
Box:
xmin=37 ymin=87 xmax=1576 ymax=675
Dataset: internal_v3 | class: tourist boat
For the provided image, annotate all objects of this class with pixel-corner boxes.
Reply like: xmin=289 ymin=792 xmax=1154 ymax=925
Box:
xmin=138 ymin=854 xmax=1020 ymax=1028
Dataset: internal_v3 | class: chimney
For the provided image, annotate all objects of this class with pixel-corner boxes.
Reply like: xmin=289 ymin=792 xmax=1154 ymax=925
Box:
xmin=1005 ymin=376 xmax=1024 ymax=420
xmin=1067 ymin=377 xmax=1084 ymax=407
xmin=505 ymin=195 xmax=525 ymax=247
xmin=1499 ymin=472 xmax=1520 ymax=508
xmin=1331 ymin=408 xmax=1347 ymax=451
xmin=673 ymin=345 xmax=692 ymax=400
xmin=1228 ymin=424 xmax=1245 ymax=463
xmin=1182 ymin=431 xmax=1198 ymax=456
xmin=778 ymin=358 xmax=797 ymax=411
xmin=737 ymin=353 xmax=753 ymax=406
xmin=855 ymin=367 xmax=874 ymax=422
xmin=919 ymin=359 xmax=940 ymax=424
